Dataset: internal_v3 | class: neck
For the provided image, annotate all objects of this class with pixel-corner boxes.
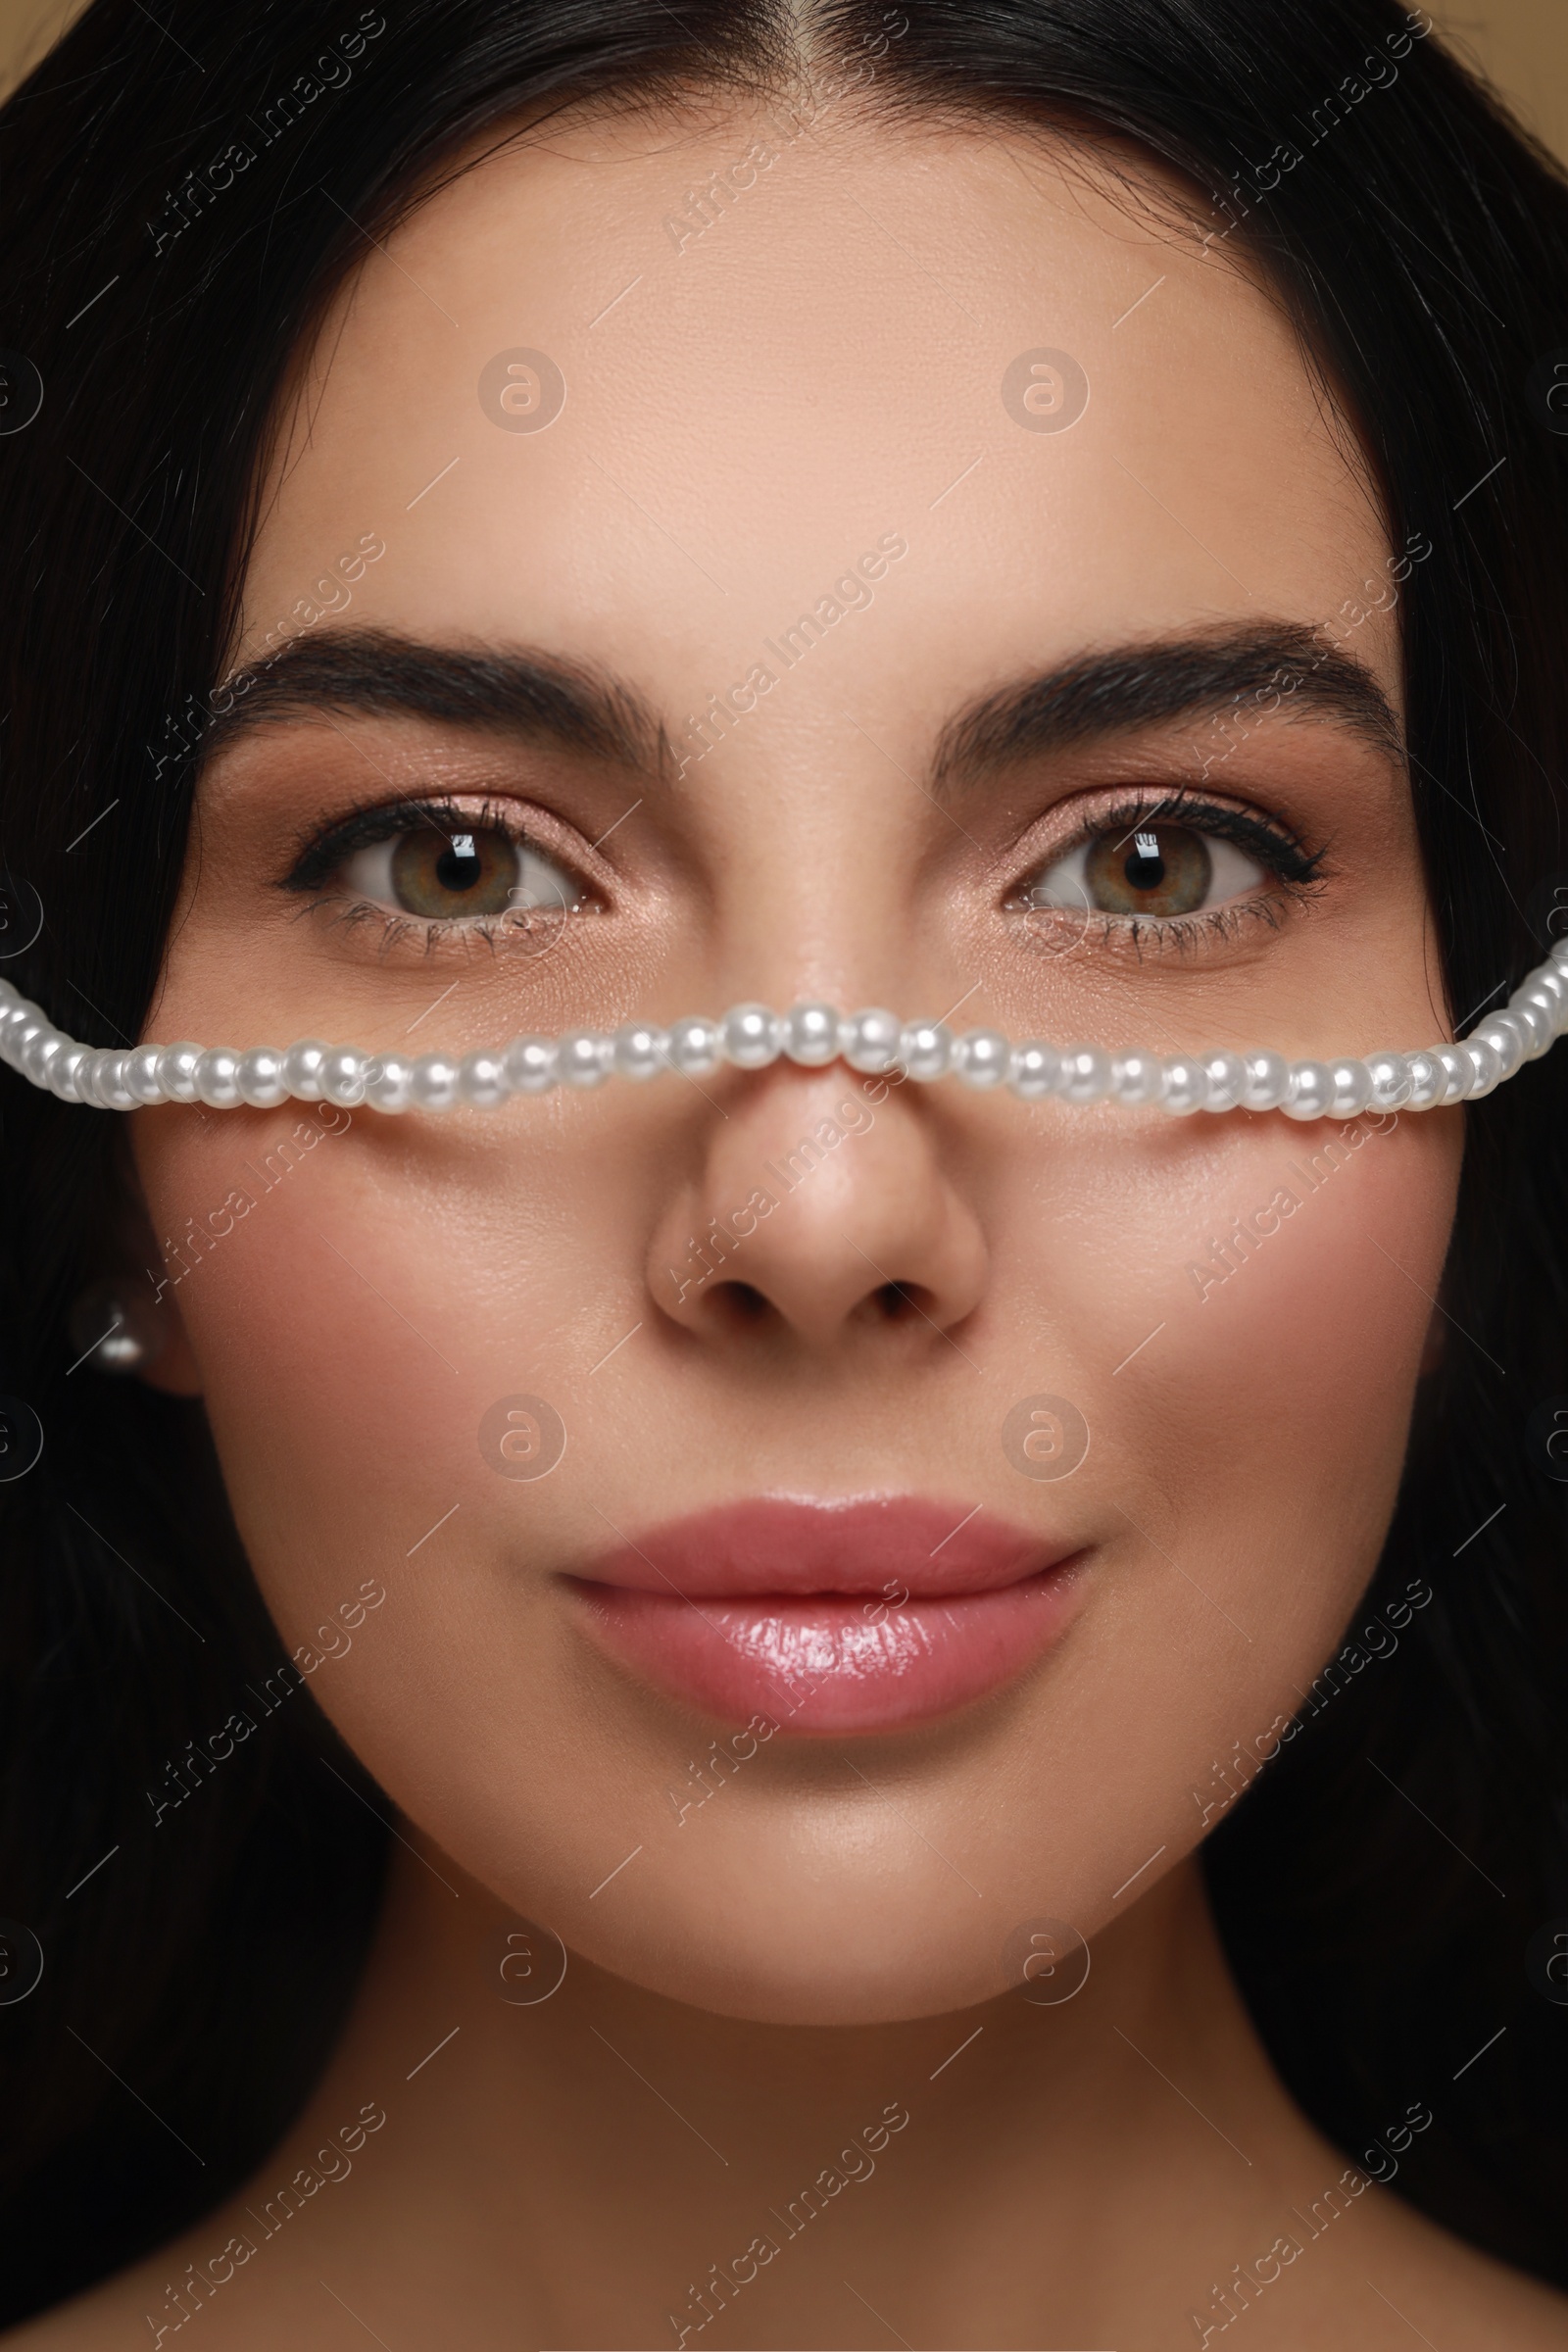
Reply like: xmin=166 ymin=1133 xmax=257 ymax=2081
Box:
xmin=260 ymin=1836 xmax=1334 ymax=2345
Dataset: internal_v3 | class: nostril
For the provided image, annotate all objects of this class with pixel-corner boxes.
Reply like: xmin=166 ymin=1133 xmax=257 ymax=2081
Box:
xmin=704 ymin=1278 xmax=773 ymax=1328
xmin=870 ymin=1280 xmax=931 ymax=1324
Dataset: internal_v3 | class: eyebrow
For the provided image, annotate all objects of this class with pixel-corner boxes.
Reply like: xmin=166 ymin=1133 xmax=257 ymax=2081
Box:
xmin=931 ymin=622 xmax=1404 ymax=797
xmin=205 ymin=628 xmax=674 ymax=779
xmin=206 ymin=618 xmax=1402 ymax=802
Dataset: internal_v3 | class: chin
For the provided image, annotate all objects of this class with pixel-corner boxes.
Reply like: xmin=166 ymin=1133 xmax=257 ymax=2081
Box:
xmin=502 ymin=1850 xmax=1063 ymax=2027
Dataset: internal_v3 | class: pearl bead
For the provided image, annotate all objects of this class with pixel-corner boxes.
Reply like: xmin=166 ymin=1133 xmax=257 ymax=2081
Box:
xmin=953 ymin=1028 xmax=1010 ymax=1088
xmin=899 ymin=1021 xmax=955 ymax=1083
xmin=1283 ymin=1060 xmax=1333 ymax=1121
xmin=124 ymin=1044 xmax=168 ymax=1103
xmin=1473 ymin=1014 xmax=1524 ymax=1079
xmin=666 ymin=1016 xmax=722 ymax=1077
xmin=503 ymin=1037 xmax=559 ymax=1094
xmin=363 ymin=1054 xmax=414 ymax=1112
xmin=156 ymin=1042 xmax=204 ymax=1102
xmin=1241 ymin=1051 xmax=1290 ymax=1111
xmin=557 ymin=1030 xmax=612 ymax=1089
xmin=1058 ymin=1046 xmax=1115 ymax=1102
xmin=1433 ymin=1046 xmax=1471 ymax=1104
xmin=1403 ymin=1051 xmax=1447 ymax=1110
xmin=0 ymin=1004 xmax=27 ymax=1062
xmin=1506 ymin=994 xmax=1554 ymax=1055
xmin=1200 ymin=1053 xmax=1247 ymax=1113
xmin=317 ymin=1048 xmax=366 ymax=1107
xmin=97 ymin=1051 xmax=138 ymax=1110
xmin=1008 ymin=1041 xmax=1061 ymax=1099
xmin=236 ymin=1048 xmax=289 ymax=1107
xmin=841 ymin=1007 xmax=903 ymax=1074
xmin=1364 ymin=1052 xmax=1411 ymax=1109
xmin=1160 ymin=1056 xmax=1210 ymax=1115
xmin=281 ymin=1040 xmax=328 ymax=1101
xmin=720 ymin=1004 xmax=783 ymax=1069
xmin=612 ymin=1023 xmax=668 ymax=1081
xmin=1460 ymin=1037 xmax=1501 ymax=1098
xmin=409 ymin=1054 xmax=461 ymax=1110
xmin=783 ymin=1003 xmax=840 ymax=1066
xmin=16 ymin=1020 xmax=54 ymax=1082
xmin=195 ymin=1048 xmax=245 ymax=1108
xmin=457 ymin=1053 xmax=509 ymax=1107
xmin=1111 ymin=1051 xmax=1164 ymax=1105
xmin=49 ymin=1043 xmax=91 ymax=1101
xmin=1520 ymin=967 xmax=1568 ymax=1026
xmin=74 ymin=1051 xmax=111 ymax=1107
xmin=1326 ymin=1058 xmax=1372 ymax=1118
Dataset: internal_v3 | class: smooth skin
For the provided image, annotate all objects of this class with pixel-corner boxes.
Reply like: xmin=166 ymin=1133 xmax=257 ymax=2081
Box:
xmin=18 ymin=87 xmax=1565 ymax=2352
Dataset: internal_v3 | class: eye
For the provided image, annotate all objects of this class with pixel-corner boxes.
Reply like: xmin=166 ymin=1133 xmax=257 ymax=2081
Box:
xmin=1022 ymin=815 xmax=1269 ymax=921
xmin=340 ymin=821 xmax=584 ymax=924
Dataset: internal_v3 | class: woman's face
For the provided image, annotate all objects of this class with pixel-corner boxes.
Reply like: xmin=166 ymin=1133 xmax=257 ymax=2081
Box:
xmin=132 ymin=103 xmax=1460 ymax=2024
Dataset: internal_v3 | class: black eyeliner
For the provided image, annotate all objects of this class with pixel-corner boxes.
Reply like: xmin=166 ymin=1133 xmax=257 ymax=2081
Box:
xmin=1086 ymin=787 xmax=1327 ymax=886
xmin=278 ymin=793 xmax=530 ymax=895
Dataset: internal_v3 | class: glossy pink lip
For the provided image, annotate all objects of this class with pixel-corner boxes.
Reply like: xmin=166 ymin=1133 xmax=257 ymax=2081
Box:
xmin=564 ymin=1497 xmax=1088 ymax=1735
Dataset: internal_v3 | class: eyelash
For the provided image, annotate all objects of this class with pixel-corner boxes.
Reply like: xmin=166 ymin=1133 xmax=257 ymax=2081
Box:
xmin=1007 ymin=785 xmax=1328 ymax=958
xmin=279 ymin=782 xmax=1326 ymax=969
xmin=280 ymin=794 xmax=590 ymax=956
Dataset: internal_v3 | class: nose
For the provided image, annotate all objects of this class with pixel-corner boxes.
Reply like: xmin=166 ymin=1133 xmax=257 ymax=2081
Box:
xmin=648 ymin=1061 xmax=988 ymax=1354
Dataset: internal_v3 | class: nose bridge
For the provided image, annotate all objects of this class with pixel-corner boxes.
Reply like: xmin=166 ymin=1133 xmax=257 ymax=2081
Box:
xmin=651 ymin=1057 xmax=989 ymax=1351
xmin=675 ymin=682 xmax=935 ymax=1010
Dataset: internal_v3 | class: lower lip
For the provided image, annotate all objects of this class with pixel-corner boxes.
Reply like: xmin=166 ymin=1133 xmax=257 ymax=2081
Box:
xmin=566 ymin=1562 xmax=1087 ymax=1735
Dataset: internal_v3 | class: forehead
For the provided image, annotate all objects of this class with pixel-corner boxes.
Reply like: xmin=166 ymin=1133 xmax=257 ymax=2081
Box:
xmin=238 ymin=104 xmax=1393 ymax=724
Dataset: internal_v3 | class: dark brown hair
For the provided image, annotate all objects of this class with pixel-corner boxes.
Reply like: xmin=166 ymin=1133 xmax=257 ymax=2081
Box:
xmin=1 ymin=0 xmax=1566 ymax=2321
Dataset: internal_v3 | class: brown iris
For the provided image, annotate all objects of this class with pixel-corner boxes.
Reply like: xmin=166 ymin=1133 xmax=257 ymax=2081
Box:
xmin=388 ymin=826 xmax=520 ymax=918
xmin=1083 ymin=821 xmax=1211 ymax=915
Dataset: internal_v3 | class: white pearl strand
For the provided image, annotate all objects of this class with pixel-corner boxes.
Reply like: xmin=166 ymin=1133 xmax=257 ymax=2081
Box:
xmin=3 ymin=944 xmax=1567 ymax=1118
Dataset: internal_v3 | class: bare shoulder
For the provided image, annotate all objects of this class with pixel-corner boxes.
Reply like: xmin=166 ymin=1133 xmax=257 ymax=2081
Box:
xmin=0 ymin=2230 xmax=285 ymax=2351
xmin=1330 ymin=2174 xmax=1568 ymax=2349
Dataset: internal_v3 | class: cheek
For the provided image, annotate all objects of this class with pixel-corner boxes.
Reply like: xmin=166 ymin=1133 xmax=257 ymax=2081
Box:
xmin=133 ymin=1120 xmax=581 ymax=1593
xmin=1008 ymin=1111 xmax=1456 ymax=1740
xmin=1162 ymin=1119 xmax=1451 ymax=1539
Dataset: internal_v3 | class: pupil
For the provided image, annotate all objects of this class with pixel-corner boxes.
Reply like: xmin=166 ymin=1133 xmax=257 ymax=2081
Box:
xmin=434 ymin=835 xmax=482 ymax=894
xmin=1125 ymin=830 xmax=1165 ymax=891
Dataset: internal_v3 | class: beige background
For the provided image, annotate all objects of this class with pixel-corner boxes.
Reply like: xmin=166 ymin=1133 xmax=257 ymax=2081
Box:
xmin=0 ymin=0 xmax=1562 ymax=155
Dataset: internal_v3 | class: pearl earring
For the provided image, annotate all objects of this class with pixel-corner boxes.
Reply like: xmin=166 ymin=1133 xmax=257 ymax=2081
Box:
xmin=68 ymin=1281 xmax=164 ymax=1376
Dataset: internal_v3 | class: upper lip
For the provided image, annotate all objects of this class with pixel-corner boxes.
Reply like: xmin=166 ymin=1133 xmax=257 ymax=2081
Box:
xmin=568 ymin=1495 xmax=1081 ymax=1600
